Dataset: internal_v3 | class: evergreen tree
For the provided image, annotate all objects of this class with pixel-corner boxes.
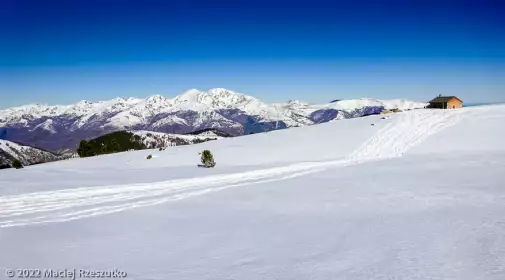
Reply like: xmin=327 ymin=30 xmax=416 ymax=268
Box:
xmin=11 ymin=159 xmax=22 ymax=169
xmin=110 ymin=138 xmax=120 ymax=153
xmin=201 ymin=150 xmax=215 ymax=167
xmin=77 ymin=140 xmax=93 ymax=157
xmin=100 ymin=143 xmax=108 ymax=154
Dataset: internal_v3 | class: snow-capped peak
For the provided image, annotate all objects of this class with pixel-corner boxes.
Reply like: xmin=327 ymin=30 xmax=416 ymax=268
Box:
xmin=207 ymin=88 xmax=237 ymax=95
xmin=72 ymin=100 xmax=94 ymax=111
xmin=146 ymin=95 xmax=169 ymax=103
xmin=32 ymin=119 xmax=57 ymax=133
xmin=76 ymin=100 xmax=92 ymax=106
xmin=111 ymin=97 xmax=127 ymax=103
xmin=181 ymin=88 xmax=203 ymax=96
xmin=172 ymin=88 xmax=260 ymax=110
xmin=284 ymin=100 xmax=310 ymax=108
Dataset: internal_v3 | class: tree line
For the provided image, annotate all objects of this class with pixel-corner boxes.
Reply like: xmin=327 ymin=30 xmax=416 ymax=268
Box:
xmin=77 ymin=131 xmax=147 ymax=158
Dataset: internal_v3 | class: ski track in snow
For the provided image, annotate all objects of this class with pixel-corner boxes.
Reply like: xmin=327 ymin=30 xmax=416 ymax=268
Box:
xmin=0 ymin=110 xmax=462 ymax=228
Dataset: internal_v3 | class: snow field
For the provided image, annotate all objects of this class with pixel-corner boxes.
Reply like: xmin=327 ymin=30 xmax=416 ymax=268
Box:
xmin=1 ymin=105 xmax=504 ymax=280
xmin=0 ymin=109 xmax=463 ymax=228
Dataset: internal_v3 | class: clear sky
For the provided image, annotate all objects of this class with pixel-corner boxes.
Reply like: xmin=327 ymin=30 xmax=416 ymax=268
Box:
xmin=1 ymin=0 xmax=504 ymax=108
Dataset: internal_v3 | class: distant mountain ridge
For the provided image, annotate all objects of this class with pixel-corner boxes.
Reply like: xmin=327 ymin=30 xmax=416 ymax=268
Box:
xmin=0 ymin=88 xmax=427 ymax=151
xmin=0 ymin=139 xmax=64 ymax=168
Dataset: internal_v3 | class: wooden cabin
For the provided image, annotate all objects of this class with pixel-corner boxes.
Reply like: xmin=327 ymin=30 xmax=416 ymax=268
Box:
xmin=428 ymin=96 xmax=463 ymax=109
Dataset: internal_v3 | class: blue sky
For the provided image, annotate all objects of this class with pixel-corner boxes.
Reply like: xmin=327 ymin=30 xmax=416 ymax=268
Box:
xmin=1 ymin=0 xmax=504 ymax=108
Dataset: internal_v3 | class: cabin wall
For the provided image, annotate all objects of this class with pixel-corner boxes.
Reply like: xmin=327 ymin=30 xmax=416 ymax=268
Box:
xmin=447 ymin=99 xmax=463 ymax=108
xmin=428 ymin=103 xmax=445 ymax=109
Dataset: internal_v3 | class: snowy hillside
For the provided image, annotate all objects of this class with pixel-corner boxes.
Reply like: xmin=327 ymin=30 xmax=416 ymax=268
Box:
xmin=0 ymin=88 xmax=427 ymax=151
xmin=0 ymin=139 xmax=61 ymax=167
xmin=130 ymin=130 xmax=222 ymax=148
xmin=2 ymin=105 xmax=503 ymax=280
xmin=74 ymin=130 xmax=222 ymax=158
xmin=185 ymin=128 xmax=233 ymax=138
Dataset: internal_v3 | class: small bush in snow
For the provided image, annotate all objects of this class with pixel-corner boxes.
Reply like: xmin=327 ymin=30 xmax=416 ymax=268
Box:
xmin=200 ymin=150 xmax=215 ymax=167
xmin=146 ymin=154 xmax=152 ymax=160
xmin=12 ymin=159 xmax=23 ymax=169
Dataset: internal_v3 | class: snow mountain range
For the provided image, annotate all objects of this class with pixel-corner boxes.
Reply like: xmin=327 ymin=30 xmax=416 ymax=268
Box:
xmin=0 ymin=88 xmax=427 ymax=151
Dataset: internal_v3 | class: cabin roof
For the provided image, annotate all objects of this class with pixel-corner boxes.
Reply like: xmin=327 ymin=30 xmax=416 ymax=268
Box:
xmin=429 ymin=96 xmax=462 ymax=103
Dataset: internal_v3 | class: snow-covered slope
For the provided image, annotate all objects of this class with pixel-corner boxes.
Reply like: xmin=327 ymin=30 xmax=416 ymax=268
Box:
xmin=188 ymin=129 xmax=228 ymax=138
xmin=0 ymin=139 xmax=61 ymax=167
xmin=0 ymin=88 xmax=427 ymax=151
xmin=130 ymin=130 xmax=222 ymax=149
xmin=0 ymin=105 xmax=504 ymax=280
